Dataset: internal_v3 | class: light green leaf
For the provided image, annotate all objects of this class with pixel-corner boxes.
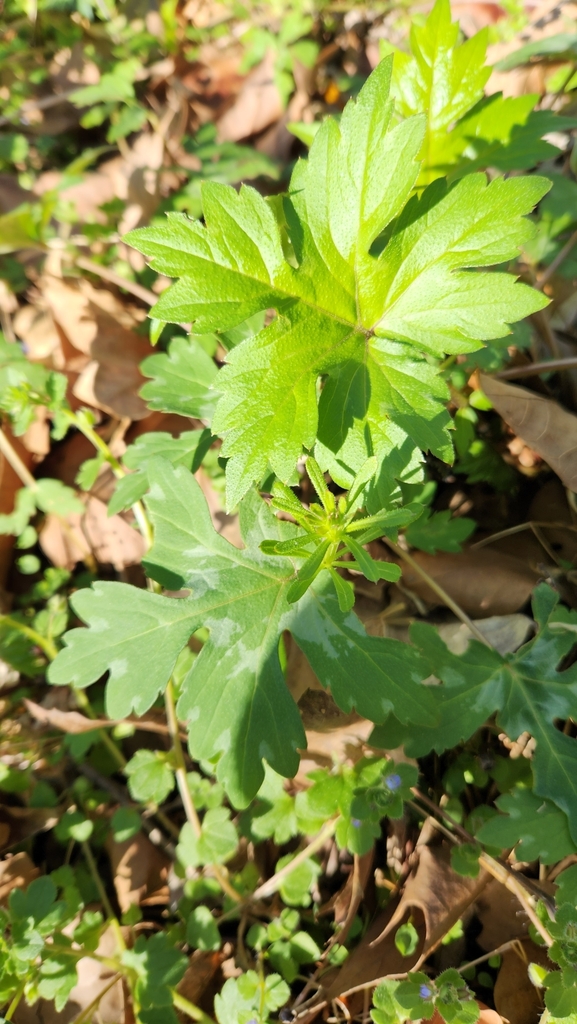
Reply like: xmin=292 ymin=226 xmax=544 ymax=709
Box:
xmin=186 ymin=905 xmax=221 ymax=950
xmin=125 ymin=750 xmax=174 ymax=805
xmin=140 ymin=337 xmax=219 ymax=420
xmin=177 ymin=808 xmax=238 ymax=867
xmin=127 ymin=56 xmax=548 ymax=510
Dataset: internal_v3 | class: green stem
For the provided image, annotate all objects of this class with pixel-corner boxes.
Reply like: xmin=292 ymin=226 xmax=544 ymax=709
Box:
xmin=74 ymin=689 xmax=126 ymax=770
xmin=0 ymin=426 xmax=37 ymax=490
xmin=5 ymin=979 xmax=26 ymax=1020
xmin=164 ymin=678 xmax=243 ymax=904
xmin=70 ymin=972 xmax=122 ymax=1024
xmin=82 ymin=841 xmax=126 ymax=953
xmin=64 ymin=409 xmax=153 ymax=549
xmin=252 ymin=818 xmax=337 ymax=901
xmin=0 ymin=613 xmax=58 ymax=661
xmin=172 ymin=989 xmax=217 ymax=1024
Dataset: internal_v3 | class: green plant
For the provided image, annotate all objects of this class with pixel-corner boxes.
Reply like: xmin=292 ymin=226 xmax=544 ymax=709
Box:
xmin=3 ymin=0 xmax=577 ymax=1021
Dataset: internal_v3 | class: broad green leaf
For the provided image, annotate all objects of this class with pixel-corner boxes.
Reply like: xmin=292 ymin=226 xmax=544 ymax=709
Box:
xmin=140 ymin=337 xmax=219 ymax=419
xmin=49 ymin=458 xmax=437 ymax=805
xmin=108 ymin=428 xmax=212 ymax=514
xmin=186 ymin=905 xmax=221 ymax=951
xmin=405 ymin=508 xmax=475 ymax=553
xmin=111 ymin=807 xmax=141 ymax=843
xmin=275 ymin=853 xmax=321 ymax=907
xmin=374 ymin=585 xmax=577 ymax=841
xmin=476 ymin=788 xmax=577 ymax=864
xmin=390 ymin=0 xmax=490 ymax=184
xmin=125 ymin=750 xmax=175 ymax=805
xmin=177 ymin=809 xmax=238 ymax=867
xmin=121 ymin=932 xmax=187 ymax=1009
xmin=127 ymin=57 xmax=548 ymax=509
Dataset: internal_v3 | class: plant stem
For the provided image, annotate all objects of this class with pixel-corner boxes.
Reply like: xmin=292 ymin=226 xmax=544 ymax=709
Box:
xmin=172 ymin=989 xmax=217 ymax=1024
xmin=76 ymin=256 xmax=158 ymax=307
xmin=5 ymin=979 xmax=26 ymax=1020
xmin=82 ymin=841 xmax=126 ymax=953
xmin=253 ymin=818 xmax=337 ymax=901
xmin=382 ymin=538 xmax=492 ymax=648
xmin=64 ymin=409 xmax=153 ymax=549
xmin=164 ymin=677 xmax=243 ymax=904
xmin=0 ymin=613 xmax=58 ymax=660
xmin=0 ymin=427 xmax=37 ymax=490
xmin=536 ymin=227 xmax=577 ymax=290
xmin=71 ymin=973 xmax=122 ymax=1024
xmin=74 ymin=689 xmax=127 ymax=770
xmin=496 ymin=355 xmax=577 ymax=379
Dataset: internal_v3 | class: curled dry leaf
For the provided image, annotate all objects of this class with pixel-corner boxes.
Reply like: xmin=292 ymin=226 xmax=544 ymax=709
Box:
xmin=370 ymin=843 xmax=490 ymax=962
xmin=401 ymin=548 xmax=539 ymax=617
xmin=438 ymin=613 xmax=534 ymax=656
xmin=481 ymin=373 xmax=577 ymax=492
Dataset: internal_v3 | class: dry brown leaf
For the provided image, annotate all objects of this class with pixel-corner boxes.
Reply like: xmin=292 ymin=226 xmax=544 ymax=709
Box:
xmin=0 ymin=806 xmax=59 ymax=854
xmin=476 ymin=878 xmax=532 ymax=950
xmin=323 ymin=901 xmax=426 ymax=1002
xmin=401 ymin=548 xmax=539 ymax=617
xmin=39 ymin=498 xmax=146 ymax=572
xmin=0 ymin=852 xmax=39 ymax=904
xmin=371 ymin=843 xmax=490 ymax=962
xmin=177 ymin=950 xmax=224 ymax=1008
xmin=40 ymin=275 xmax=153 ymax=421
xmin=493 ymin=938 xmax=550 ymax=1024
xmin=487 ymin=0 xmax=577 ymax=97
xmin=0 ymin=426 xmax=35 ymax=588
xmin=438 ymin=613 xmax=534 ymax=656
xmin=481 ymin=373 xmax=577 ymax=492
xmin=217 ymin=51 xmax=283 ymax=142
xmin=106 ymin=830 xmax=170 ymax=913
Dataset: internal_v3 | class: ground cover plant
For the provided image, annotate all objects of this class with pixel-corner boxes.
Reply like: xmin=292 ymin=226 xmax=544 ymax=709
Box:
xmin=5 ymin=0 xmax=577 ymax=1021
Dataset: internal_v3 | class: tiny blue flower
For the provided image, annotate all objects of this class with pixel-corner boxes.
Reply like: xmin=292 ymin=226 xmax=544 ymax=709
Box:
xmin=385 ymin=773 xmax=402 ymax=792
xmin=351 ymin=818 xmax=362 ymax=828
xmin=419 ymin=984 xmax=432 ymax=1000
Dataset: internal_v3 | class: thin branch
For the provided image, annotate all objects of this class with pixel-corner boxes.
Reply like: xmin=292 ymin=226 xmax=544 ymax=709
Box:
xmin=536 ymin=227 xmax=577 ymax=290
xmin=0 ymin=427 xmax=37 ymax=490
xmin=253 ymin=819 xmax=337 ymax=901
xmin=381 ymin=538 xmax=492 ymax=647
xmin=471 ymin=520 xmax=577 ymax=549
xmin=496 ymin=356 xmax=577 ymax=379
xmin=0 ymin=614 xmax=58 ymax=661
xmin=164 ymin=677 xmax=243 ymax=904
xmin=72 ymin=973 xmax=122 ymax=1024
xmin=76 ymin=257 xmax=158 ymax=307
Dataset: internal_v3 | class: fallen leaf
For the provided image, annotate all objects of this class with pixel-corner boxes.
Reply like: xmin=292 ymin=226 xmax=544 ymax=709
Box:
xmin=0 ymin=425 xmax=35 ymax=587
xmin=481 ymin=373 xmax=577 ymax=492
xmin=39 ymin=497 xmax=146 ymax=572
xmin=0 ymin=852 xmax=39 ymax=904
xmin=106 ymin=830 xmax=170 ymax=913
xmin=41 ymin=276 xmax=153 ymax=421
xmin=177 ymin=950 xmax=224 ymax=1008
xmin=493 ymin=938 xmax=550 ymax=1024
xmin=217 ymin=51 xmax=284 ymax=142
xmin=476 ymin=878 xmax=531 ymax=950
xmin=438 ymin=613 xmax=534 ymax=656
xmin=401 ymin=548 xmax=539 ymax=617
xmin=371 ymin=843 xmax=490 ymax=963
xmin=0 ymin=806 xmax=58 ymax=854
